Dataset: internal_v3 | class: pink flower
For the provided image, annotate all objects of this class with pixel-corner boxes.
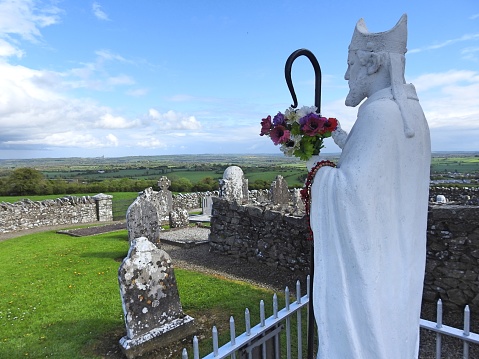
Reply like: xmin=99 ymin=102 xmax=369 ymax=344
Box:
xmin=300 ymin=113 xmax=326 ymax=136
xmin=270 ymin=125 xmax=290 ymax=145
xmin=260 ymin=115 xmax=272 ymax=136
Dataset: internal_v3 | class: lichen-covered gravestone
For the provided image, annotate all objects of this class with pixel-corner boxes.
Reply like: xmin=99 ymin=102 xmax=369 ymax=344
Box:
xmin=169 ymin=208 xmax=189 ymax=228
xmin=126 ymin=191 xmax=161 ymax=245
xmin=219 ymin=165 xmax=248 ymax=204
xmin=270 ymin=175 xmax=290 ymax=206
xmin=118 ymin=237 xmax=195 ymax=358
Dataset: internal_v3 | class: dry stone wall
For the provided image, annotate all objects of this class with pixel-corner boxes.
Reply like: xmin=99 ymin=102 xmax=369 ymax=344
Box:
xmin=0 ymin=193 xmax=113 ymax=234
xmin=209 ymin=198 xmax=479 ymax=311
xmin=209 ymin=197 xmax=311 ymax=272
xmin=429 ymin=186 xmax=479 ymax=204
xmin=424 ymin=205 xmax=479 ymax=310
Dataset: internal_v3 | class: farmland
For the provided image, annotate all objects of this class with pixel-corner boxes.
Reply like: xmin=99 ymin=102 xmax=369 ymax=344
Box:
xmin=1 ymin=152 xmax=479 ymax=192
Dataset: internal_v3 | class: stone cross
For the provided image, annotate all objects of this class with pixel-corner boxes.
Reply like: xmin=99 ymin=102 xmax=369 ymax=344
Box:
xmin=118 ymin=237 xmax=195 ymax=358
xmin=157 ymin=176 xmax=171 ymax=191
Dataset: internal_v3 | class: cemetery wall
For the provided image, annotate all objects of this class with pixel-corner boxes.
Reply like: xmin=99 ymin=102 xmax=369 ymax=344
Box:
xmin=209 ymin=198 xmax=479 ymax=310
xmin=209 ymin=197 xmax=312 ymax=272
xmin=172 ymin=191 xmax=218 ymax=210
xmin=424 ymin=205 xmax=479 ymax=310
xmin=0 ymin=194 xmax=113 ymax=234
xmin=429 ymin=186 xmax=479 ymax=204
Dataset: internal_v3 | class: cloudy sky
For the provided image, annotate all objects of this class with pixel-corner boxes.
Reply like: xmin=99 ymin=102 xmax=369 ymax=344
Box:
xmin=0 ymin=0 xmax=478 ymax=159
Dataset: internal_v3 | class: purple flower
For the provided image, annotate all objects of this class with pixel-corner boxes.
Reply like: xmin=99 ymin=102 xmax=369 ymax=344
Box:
xmin=260 ymin=115 xmax=272 ymax=136
xmin=269 ymin=125 xmax=290 ymax=145
xmin=272 ymin=112 xmax=285 ymax=126
xmin=300 ymin=113 xmax=326 ymax=136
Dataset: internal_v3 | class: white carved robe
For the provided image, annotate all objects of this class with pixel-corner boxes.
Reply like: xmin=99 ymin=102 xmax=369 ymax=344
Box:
xmin=311 ymin=85 xmax=430 ymax=358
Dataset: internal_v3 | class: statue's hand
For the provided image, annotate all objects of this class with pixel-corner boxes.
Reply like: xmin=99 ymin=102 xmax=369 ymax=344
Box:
xmin=332 ymin=121 xmax=348 ymax=149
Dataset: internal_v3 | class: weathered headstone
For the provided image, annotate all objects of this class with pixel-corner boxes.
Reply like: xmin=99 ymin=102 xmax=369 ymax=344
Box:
xmin=202 ymin=195 xmax=213 ymax=216
xmin=292 ymin=188 xmax=305 ymax=215
xmin=219 ymin=166 xmax=248 ymax=204
xmin=270 ymin=175 xmax=290 ymax=206
xmin=126 ymin=194 xmax=161 ymax=245
xmin=118 ymin=237 xmax=195 ymax=358
xmin=169 ymin=208 xmax=189 ymax=228
xmin=436 ymin=195 xmax=447 ymax=203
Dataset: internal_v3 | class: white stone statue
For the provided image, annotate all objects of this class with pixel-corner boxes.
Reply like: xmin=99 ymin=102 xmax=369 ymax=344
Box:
xmin=310 ymin=14 xmax=431 ymax=358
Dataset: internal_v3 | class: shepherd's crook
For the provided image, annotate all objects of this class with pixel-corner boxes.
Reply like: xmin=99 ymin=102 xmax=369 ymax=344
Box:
xmin=285 ymin=48 xmax=322 ymax=359
xmin=284 ymin=48 xmax=322 ymax=114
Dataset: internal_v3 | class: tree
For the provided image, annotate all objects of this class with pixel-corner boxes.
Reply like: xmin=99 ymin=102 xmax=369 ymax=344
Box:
xmin=192 ymin=177 xmax=218 ymax=192
xmin=6 ymin=168 xmax=46 ymax=195
xmin=170 ymin=177 xmax=193 ymax=192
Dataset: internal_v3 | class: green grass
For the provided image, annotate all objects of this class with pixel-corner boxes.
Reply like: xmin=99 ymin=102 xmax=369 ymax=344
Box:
xmin=0 ymin=229 xmax=303 ymax=358
xmin=431 ymin=156 xmax=479 ymax=174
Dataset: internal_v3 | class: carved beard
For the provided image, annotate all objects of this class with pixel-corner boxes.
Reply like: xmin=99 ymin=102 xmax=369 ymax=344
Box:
xmin=345 ymin=71 xmax=368 ymax=107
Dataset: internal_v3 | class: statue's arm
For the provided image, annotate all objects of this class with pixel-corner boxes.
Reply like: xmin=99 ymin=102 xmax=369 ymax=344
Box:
xmin=332 ymin=122 xmax=348 ymax=149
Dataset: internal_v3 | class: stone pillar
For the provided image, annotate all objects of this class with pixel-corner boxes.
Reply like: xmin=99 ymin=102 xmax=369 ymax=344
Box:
xmin=93 ymin=193 xmax=113 ymax=222
xmin=118 ymin=237 xmax=195 ymax=358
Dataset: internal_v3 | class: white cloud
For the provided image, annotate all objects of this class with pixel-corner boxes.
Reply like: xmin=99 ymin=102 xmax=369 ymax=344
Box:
xmin=95 ymin=49 xmax=128 ymax=63
xmin=147 ymin=109 xmax=202 ymax=130
xmin=411 ymin=70 xmax=479 ymax=92
xmin=64 ymin=50 xmax=136 ymax=91
xmin=5 ymin=131 xmax=119 ymax=148
xmin=461 ymin=47 xmax=479 ymax=62
xmin=409 ymin=33 xmax=479 ymax=54
xmin=164 ymin=94 xmax=220 ymax=103
xmin=407 ymin=70 xmax=479 ymax=151
xmin=106 ymin=133 xmax=119 ymax=146
xmin=92 ymin=2 xmax=110 ymax=21
xmin=95 ymin=113 xmax=139 ymax=129
xmin=0 ymin=0 xmax=61 ymax=61
xmin=0 ymin=38 xmax=24 ymax=58
xmin=126 ymin=88 xmax=149 ymax=97
xmin=0 ymin=0 xmax=61 ymax=42
xmin=107 ymin=74 xmax=135 ymax=86
xmin=135 ymin=137 xmax=167 ymax=148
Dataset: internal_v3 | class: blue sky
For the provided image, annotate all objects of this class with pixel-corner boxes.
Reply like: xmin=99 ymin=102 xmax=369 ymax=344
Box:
xmin=0 ymin=0 xmax=478 ymax=159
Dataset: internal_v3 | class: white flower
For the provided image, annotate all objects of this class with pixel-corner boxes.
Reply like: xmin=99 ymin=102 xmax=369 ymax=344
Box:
xmin=284 ymin=108 xmax=298 ymax=124
xmin=280 ymin=134 xmax=302 ymax=156
xmin=297 ymin=106 xmax=318 ymax=119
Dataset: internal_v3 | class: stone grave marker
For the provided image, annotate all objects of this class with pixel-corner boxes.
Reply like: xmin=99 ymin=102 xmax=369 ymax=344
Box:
xmin=292 ymin=188 xmax=305 ymax=215
xmin=270 ymin=175 xmax=290 ymax=206
xmin=157 ymin=176 xmax=173 ymax=218
xmin=126 ymin=194 xmax=160 ymax=245
xmin=118 ymin=237 xmax=195 ymax=358
xmin=436 ymin=195 xmax=447 ymax=203
xmin=169 ymin=208 xmax=189 ymax=228
xmin=219 ymin=166 xmax=248 ymax=204
xmin=202 ymin=195 xmax=213 ymax=216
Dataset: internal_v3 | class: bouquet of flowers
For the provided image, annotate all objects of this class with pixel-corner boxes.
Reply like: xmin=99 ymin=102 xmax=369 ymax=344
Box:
xmin=260 ymin=106 xmax=338 ymax=161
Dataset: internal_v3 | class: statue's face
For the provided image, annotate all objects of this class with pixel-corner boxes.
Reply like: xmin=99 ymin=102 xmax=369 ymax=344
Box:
xmin=344 ymin=51 xmax=368 ymax=107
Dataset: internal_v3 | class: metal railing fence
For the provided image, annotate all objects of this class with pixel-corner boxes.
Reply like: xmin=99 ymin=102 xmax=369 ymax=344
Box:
xmin=182 ymin=278 xmax=310 ymax=359
xmin=182 ymin=281 xmax=479 ymax=359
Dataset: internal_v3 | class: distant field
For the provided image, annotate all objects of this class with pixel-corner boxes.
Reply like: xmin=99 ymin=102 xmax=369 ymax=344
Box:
xmin=430 ymin=156 xmax=479 ymax=174
xmin=2 ymin=154 xmax=479 ymax=192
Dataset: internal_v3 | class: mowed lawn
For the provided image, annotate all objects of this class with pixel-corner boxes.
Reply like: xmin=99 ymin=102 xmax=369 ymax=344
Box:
xmin=0 ymin=229 xmax=283 ymax=358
